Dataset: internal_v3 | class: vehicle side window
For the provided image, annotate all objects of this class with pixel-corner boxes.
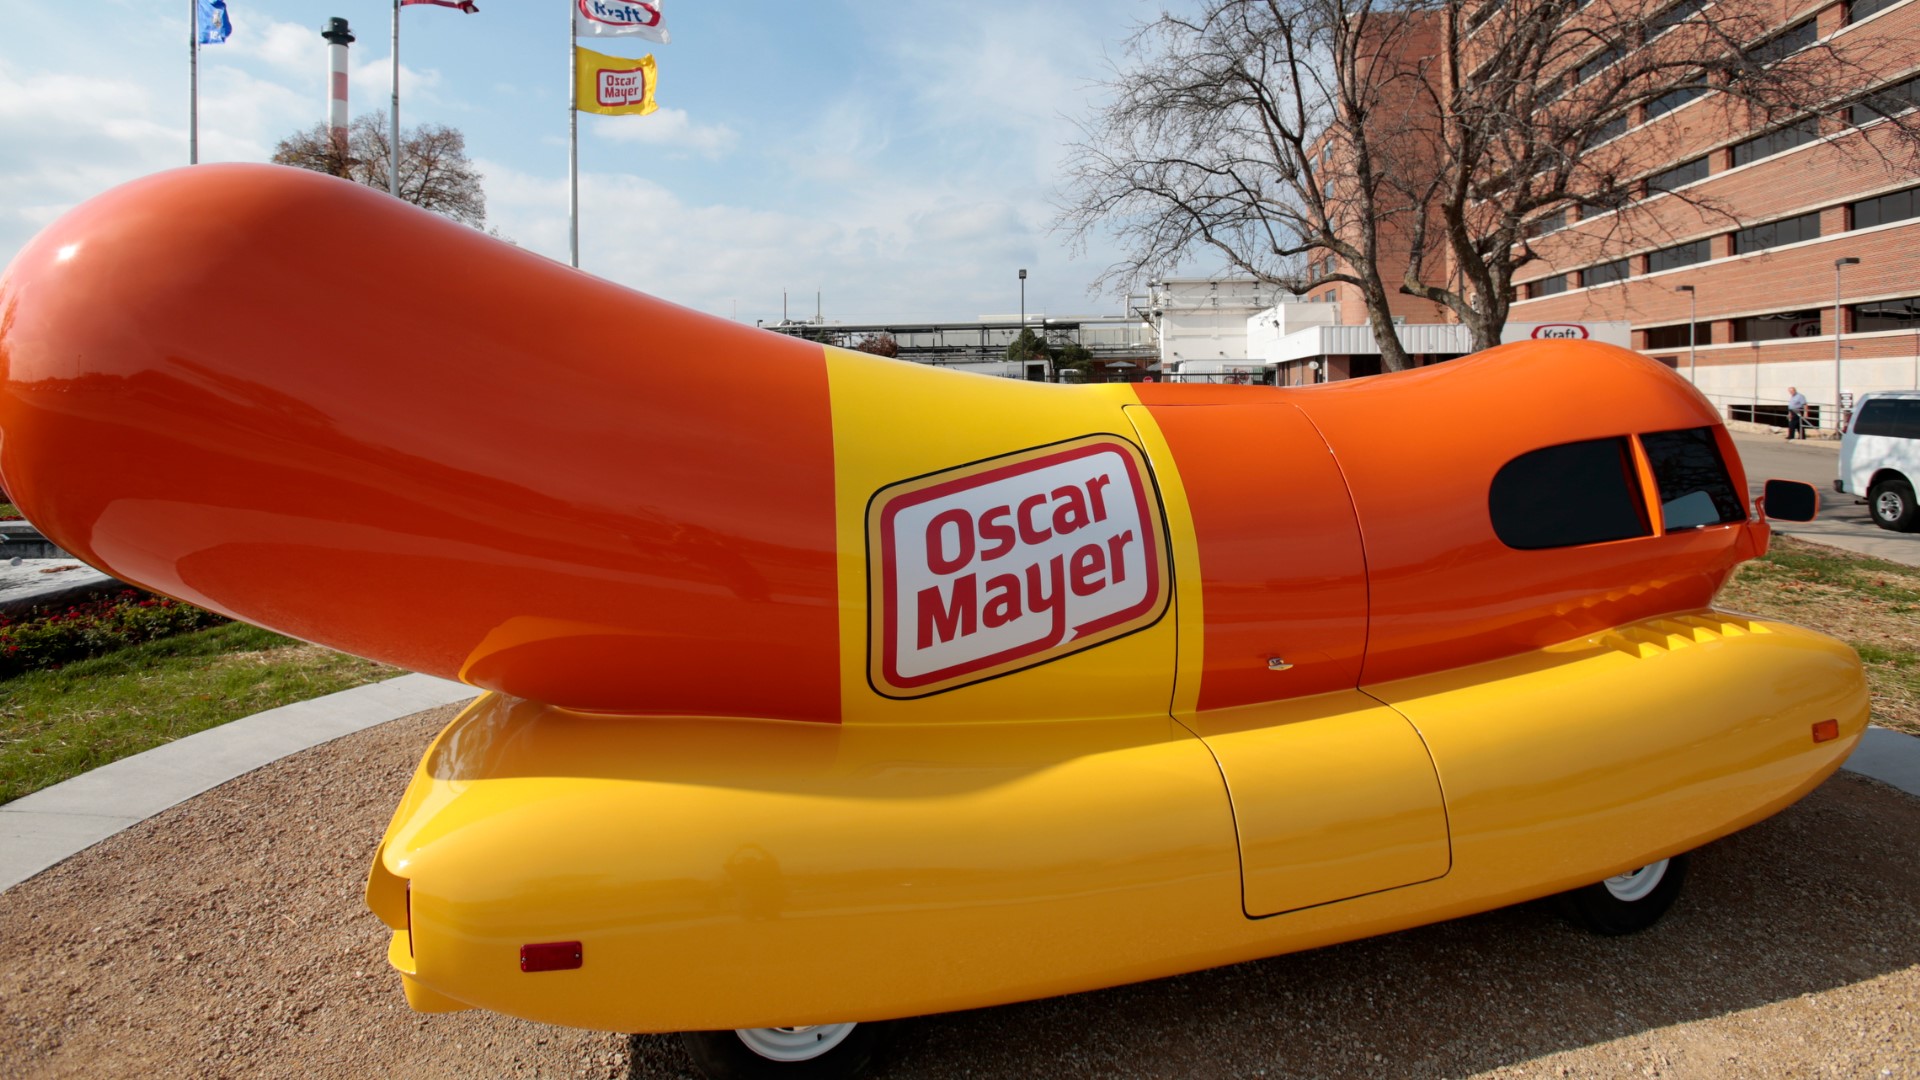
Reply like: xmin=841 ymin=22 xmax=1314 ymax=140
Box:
xmin=1856 ymin=399 xmax=1920 ymax=438
xmin=1640 ymin=427 xmax=1746 ymax=530
xmin=1491 ymin=437 xmax=1652 ymax=549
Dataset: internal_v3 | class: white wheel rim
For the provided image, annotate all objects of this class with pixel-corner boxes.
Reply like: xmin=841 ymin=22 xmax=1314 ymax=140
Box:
xmin=1603 ymin=858 xmax=1669 ymax=903
xmin=1877 ymin=491 xmax=1904 ymax=519
xmin=735 ymin=1024 xmax=857 ymax=1062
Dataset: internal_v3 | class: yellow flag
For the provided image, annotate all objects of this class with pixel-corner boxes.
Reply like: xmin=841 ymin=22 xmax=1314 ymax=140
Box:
xmin=575 ymin=47 xmax=657 ymax=116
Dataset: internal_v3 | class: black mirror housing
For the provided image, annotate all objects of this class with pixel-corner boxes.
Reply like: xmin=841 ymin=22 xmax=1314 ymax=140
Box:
xmin=1761 ymin=479 xmax=1819 ymax=523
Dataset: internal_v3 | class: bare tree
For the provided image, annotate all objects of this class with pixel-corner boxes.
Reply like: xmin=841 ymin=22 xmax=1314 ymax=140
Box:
xmin=272 ymin=112 xmax=487 ymax=228
xmin=851 ymin=333 xmax=901 ymax=357
xmin=1062 ymin=0 xmax=1898 ymax=367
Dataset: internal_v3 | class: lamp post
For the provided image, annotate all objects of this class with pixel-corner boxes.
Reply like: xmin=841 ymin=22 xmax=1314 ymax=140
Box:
xmin=1835 ymin=257 xmax=1860 ymax=435
xmin=1018 ymin=268 xmax=1027 ymax=331
xmin=1674 ymin=285 xmax=1696 ymax=386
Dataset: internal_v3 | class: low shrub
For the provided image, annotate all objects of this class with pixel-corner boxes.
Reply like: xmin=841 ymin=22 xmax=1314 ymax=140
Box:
xmin=0 ymin=590 xmax=228 ymax=678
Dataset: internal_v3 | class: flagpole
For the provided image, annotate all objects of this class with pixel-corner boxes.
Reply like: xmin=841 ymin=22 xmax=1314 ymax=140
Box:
xmin=569 ymin=6 xmax=580 ymax=269
xmin=390 ymin=0 xmax=401 ymax=195
xmin=189 ymin=0 xmax=199 ymax=164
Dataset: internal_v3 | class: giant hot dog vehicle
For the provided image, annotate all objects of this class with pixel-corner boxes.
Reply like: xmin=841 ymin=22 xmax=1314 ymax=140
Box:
xmin=0 ymin=167 xmax=1868 ymax=1078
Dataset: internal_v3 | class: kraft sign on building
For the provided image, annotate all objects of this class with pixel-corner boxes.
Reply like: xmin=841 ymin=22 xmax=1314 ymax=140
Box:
xmin=868 ymin=437 xmax=1170 ymax=698
xmin=1500 ymin=321 xmax=1630 ymax=348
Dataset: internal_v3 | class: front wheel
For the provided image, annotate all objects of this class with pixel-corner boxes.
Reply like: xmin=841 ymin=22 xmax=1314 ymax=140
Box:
xmin=679 ymin=1022 xmax=892 ymax=1080
xmin=1556 ymin=853 xmax=1690 ymax=936
xmin=1869 ymin=478 xmax=1919 ymax=532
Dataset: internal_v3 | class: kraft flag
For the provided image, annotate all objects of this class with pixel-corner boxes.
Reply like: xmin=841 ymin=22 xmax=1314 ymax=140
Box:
xmin=196 ymin=0 xmax=232 ymax=44
xmin=576 ymin=48 xmax=658 ymax=116
xmin=576 ymin=0 xmax=670 ymax=44
xmin=402 ymin=0 xmax=480 ymax=11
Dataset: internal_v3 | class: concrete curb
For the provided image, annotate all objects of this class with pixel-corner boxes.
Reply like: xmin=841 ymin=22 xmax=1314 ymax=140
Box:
xmin=0 ymin=673 xmax=476 ymax=893
xmin=2 ymin=677 xmax=1916 ymax=897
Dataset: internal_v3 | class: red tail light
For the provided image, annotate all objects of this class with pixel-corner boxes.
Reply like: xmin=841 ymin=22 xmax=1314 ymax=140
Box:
xmin=1812 ymin=719 xmax=1839 ymax=743
xmin=520 ymin=941 xmax=583 ymax=972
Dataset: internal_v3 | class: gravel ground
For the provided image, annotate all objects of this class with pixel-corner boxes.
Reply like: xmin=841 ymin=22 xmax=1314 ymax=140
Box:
xmin=2 ymin=705 xmax=1916 ymax=1080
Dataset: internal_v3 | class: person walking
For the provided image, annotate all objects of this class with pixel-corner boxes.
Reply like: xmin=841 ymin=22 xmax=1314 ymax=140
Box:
xmin=1786 ymin=386 xmax=1807 ymax=440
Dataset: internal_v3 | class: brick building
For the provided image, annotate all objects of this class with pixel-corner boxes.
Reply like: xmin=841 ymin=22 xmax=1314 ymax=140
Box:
xmin=1316 ymin=0 xmax=1919 ymax=429
xmin=1507 ymin=0 xmax=1919 ymax=428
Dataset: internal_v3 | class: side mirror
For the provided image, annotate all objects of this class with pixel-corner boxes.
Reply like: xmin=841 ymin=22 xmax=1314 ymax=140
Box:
xmin=1760 ymin=479 xmax=1818 ymax=522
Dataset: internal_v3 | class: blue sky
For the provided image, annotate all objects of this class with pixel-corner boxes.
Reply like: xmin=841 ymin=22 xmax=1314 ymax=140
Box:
xmin=0 ymin=0 xmax=1173 ymax=326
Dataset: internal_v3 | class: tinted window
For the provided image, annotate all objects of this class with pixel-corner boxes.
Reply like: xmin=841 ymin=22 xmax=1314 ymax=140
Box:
xmin=1579 ymin=45 xmax=1626 ymax=84
xmin=1585 ymin=258 xmax=1631 ymax=287
xmin=1850 ymin=0 xmax=1900 ymax=22
xmin=1529 ymin=274 xmax=1568 ymax=298
xmin=1850 ymin=76 xmax=1920 ymax=126
xmin=1652 ymin=0 xmax=1708 ymax=34
xmin=1645 ymin=322 xmax=1705 ymax=349
xmin=1856 ymin=399 xmax=1920 ymax=438
xmin=1490 ymin=438 xmax=1652 ymax=549
xmin=1749 ymin=20 xmax=1817 ymax=65
xmin=1641 ymin=427 xmax=1746 ymax=529
xmin=1853 ymin=295 xmax=1920 ymax=332
xmin=1649 ymin=157 xmax=1709 ymax=192
xmin=1648 ymin=239 xmax=1710 ymax=272
xmin=1647 ymin=85 xmax=1709 ymax=119
xmin=1732 ymin=119 xmax=1819 ymax=167
xmin=1732 ymin=211 xmax=1821 ymax=253
xmin=1851 ymin=186 xmax=1919 ymax=230
xmin=1730 ymin=309 xmax=1822 ymax=342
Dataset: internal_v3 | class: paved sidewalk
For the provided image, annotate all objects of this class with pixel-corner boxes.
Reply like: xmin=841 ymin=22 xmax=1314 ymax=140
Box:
xmin=0 ymin=673 xmax=476 ymax=892
xmin=2 ymin=672 xmax=1915 ymax=896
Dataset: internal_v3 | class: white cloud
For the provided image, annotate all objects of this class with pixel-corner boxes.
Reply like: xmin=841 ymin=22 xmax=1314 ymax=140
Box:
xmin=589 ymin=108 xmax=738 ymax=158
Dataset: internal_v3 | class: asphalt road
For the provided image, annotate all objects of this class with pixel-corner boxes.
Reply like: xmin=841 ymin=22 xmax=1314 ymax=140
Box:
xmin=1727 ymin=430 xmax=1920 ymax=567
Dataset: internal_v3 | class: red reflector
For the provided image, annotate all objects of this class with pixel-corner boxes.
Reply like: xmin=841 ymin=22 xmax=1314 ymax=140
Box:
xmin=520 ymin=941 xmax=583 ymax=973
xmin=1812 ymin=719 xmax=1840 ymax=744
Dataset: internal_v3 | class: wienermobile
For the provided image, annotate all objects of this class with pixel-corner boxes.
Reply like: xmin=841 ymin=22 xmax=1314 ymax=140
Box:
xmin=0 ymin=166 xmax=1868 ymax=1080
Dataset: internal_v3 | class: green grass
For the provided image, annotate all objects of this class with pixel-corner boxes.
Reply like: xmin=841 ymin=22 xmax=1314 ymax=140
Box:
xmin=0 ymin=502 xmax=21 ymax=520
xmin=0 ymin=622 xmax=397 ymax=804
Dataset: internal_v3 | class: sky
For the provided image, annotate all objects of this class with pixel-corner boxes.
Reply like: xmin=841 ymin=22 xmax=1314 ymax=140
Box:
xmin=0 ymin=0 xmax=1180 ymax=327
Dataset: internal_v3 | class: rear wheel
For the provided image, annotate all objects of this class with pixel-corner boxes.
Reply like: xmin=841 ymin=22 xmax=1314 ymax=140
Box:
xmin=1557 ymin=853 xmax=1689 ymax=936
xmin=1869 ymin=478 xmax=1919 ymax=532
xmin=678 ymin=1022 xmax=891 ymax=1080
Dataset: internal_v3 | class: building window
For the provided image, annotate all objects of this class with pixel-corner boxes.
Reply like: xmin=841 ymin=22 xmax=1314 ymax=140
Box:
xmin=1469 ymin=0 xmax=1509 ymax=31
xmin=1851 ymin=295 xmax=1920 ymax=333
xmin=1644 ymin=322 xmax=1706 ymax=349
xmin=1728 ymin=309 xmax=1823 ymax=342
xmin=1648 ymin=239 xmax=1710 ymax=273
xmin=1585 ymin=115 xmax=1629 ymax=149
xmin=1647 ymin=84 xmax=1709 ymax=119
xmin=1848 ymin=0 xmax=1902 ymax=22
xmin=1650 ymin=0 xmax=1708 ymax=35
xmin=1490 ymin=438 xmax=1652 ymax=550
xmin=1648 ymin=156 xmax=1710 ymax=192
xmin=1584 ymin=258 xmax=1631 ymax=287
xmin=1527 ymin=274 xmax=1569 ymax=298
xmin=1731 ymin=210 xmax=1821 ymax=253
xmin=1525 ymin=209 xmax=1569 ymax=237
xmin=1578 ymin=44 xmax=1626 ymax=84
xmin=1748 ymin=19 xmax=1818 ymax=66
xmin=1852 ymin=185 xmax=1920 ymax=229
xmin=1730 ymin=118 xmax=1820 ymax=167
xmin=1851 ymin=75 xmax=1920 ymax=127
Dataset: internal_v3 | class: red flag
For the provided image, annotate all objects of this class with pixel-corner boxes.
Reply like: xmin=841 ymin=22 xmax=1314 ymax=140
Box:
xmin=402 ymin=0 xmax=479 ymax=11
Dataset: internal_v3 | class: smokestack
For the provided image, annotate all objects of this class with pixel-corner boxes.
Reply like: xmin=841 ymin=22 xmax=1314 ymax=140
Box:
xmin=321 ymin=18 xmax=355 ymax=157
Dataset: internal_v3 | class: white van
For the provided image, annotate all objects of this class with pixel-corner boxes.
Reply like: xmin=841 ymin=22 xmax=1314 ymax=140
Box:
xmin=1838 ymin=390 xmax=1920 ymax=531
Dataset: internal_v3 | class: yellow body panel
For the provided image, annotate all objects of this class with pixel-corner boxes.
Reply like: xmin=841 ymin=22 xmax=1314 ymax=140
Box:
xmin=373 ymin=612 xmax=1867 ymax=1032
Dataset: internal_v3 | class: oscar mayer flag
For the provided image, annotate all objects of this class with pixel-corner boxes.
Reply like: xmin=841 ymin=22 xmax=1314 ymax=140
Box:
xmin=576 ymin=0 xmax=669 ymax=43
xmin=576 ymin=47 xmax=658 ymax=117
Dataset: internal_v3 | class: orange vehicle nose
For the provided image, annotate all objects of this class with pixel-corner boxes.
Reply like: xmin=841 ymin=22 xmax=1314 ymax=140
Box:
xmin=0 ymin=165 xmax=843 ymax=720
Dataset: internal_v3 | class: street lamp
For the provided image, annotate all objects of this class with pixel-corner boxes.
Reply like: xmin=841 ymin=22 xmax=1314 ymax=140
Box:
xmin=1674 ymin=285 xmax=1696 ymax=386
xmin=1835 ymin=257 xmax=1860 ymax=435
xmin=1018 ymin=268 xmax=1027 ymax=331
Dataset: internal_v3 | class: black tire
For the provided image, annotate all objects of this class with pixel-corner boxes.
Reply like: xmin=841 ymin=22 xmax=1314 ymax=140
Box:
xmin=1869 ymin=478 xmax=1919 ymax=533
xmin=1556 ymin=853 xmax=1689 ymax=936
xmin=678 ymin=1023 xmax=892 ymax=1080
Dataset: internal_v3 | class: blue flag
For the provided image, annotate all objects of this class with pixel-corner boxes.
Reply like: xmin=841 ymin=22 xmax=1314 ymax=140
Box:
xmin=197 ymin=0 xmax=232 ymax=45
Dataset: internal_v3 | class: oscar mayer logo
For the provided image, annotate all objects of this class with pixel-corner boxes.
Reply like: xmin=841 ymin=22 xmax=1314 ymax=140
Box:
xmin=1530 ymin=323 xmax=1591 ymax=339
xmin=868 ymin=436 xmax=1170 ymax=698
